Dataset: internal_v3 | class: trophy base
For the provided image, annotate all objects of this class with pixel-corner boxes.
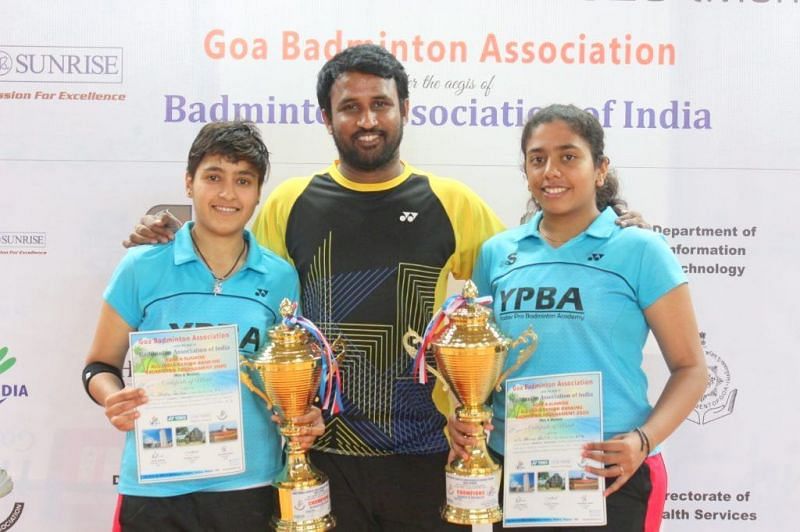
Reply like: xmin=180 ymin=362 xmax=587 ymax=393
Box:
xmin=270 ymin=441 xmax=335 ymax=531
xmin=442 ymin=462 xmax=502 ymax=525
xmin=271 ymin=514 xmax=335 ymax=532
xmin=272 ymin=479 xmax=335 ymax=532
xmin=442 ymin=504 xmax=502 ymax=525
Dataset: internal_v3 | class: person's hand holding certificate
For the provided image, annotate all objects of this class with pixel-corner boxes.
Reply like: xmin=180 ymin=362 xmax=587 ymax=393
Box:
xmin=129 ymin=324 xmax=245 ymax=483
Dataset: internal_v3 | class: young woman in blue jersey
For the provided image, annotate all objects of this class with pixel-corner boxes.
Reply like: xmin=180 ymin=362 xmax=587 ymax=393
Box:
xmin=448 ymin=104 xmax=707 ymax=531
xmin=82 ymin=121 xmax=323 ymax=532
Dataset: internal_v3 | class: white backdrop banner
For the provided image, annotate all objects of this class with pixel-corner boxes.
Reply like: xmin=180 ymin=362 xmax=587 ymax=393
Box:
xmin=1 ymin=1 xmax=798 ymax=530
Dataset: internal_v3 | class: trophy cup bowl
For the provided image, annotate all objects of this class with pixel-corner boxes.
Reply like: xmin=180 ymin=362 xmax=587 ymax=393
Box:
xmin=241 ymin=299 xmax=336 ymax=532
xmin=403 ymin=281 xmax=537 ymax=525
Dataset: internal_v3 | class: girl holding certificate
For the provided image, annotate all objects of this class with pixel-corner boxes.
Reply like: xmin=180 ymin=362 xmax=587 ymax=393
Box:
xmin=82 ymin=122 xmax=323 ymax=531
xmin=449 ymin=104 xmax=707 ymax=531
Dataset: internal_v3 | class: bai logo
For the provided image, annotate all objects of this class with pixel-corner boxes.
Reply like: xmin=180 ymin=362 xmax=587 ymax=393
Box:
xmin=0 ymin=347 xmax=28 ymax=405
xmin=399 ymin=211 xmax=418 ymax=223
xmin=688 ymin=331 xmax=737 ymax=425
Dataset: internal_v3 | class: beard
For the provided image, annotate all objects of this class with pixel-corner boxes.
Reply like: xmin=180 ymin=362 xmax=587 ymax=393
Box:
xmin=332 ymin=123 xmax=404 ymax=173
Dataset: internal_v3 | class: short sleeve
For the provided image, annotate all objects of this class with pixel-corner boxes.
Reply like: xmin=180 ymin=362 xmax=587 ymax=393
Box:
xmin=252 ymin=177 xmax=311 ymax=263
xmin=471 ymin=241 xmax=494 ymax=298
xmin=637 ymin=234 xmax=687 ymax=309
xmin=102 ymin=249 xmax=144 ymax=329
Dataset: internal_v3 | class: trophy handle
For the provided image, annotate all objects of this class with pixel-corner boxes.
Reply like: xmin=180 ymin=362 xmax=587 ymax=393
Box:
xmin=331 ymin=335 xmax=347 ymax=364
xmin=402 ymin=328 xmax=448 ymax=392
xmin=494 ymin=327 xmax=538 ymax=392
xmin=239 ymin=356 xmax=273 ymax=409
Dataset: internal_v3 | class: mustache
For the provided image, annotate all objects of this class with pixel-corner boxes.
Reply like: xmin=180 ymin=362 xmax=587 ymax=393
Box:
xmin=352 ymin=128 xmax=385 ymax=138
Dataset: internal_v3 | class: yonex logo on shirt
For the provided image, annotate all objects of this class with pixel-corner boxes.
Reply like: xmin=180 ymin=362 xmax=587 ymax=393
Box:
xmin=504 ymin=253 xmax=517 ymax=266
xmin=255 ymin=288 xmax=268 ymax=297
xmin=399 ymin=211 xmax=419 ymax=222
xmin=587 ymin=253 xmax=604 ymax=261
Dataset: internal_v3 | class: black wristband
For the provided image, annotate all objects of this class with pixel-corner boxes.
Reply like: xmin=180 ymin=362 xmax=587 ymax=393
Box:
xmin=634 ymin=427 xmax=652 ymax=456
xmin=633 ymin=427 xmax=645 ymax=451
xmin=82 ymin=362 xmax=124 ymax=405
xmin=639 ymin=427 xmax=652 ymax=455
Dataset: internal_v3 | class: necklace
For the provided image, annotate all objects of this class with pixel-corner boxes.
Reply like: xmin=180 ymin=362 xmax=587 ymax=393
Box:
xmin=538 ymin=226 xmax=569 ymax=245
xmin=190 ymin=230 xmax=247 ymax=295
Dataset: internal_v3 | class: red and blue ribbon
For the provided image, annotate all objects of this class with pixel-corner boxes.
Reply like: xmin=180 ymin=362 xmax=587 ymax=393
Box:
xmin=282 ymin=305 xmax=344 ymax=414
xmin=412 ymin=293 xmax=493 ymax=384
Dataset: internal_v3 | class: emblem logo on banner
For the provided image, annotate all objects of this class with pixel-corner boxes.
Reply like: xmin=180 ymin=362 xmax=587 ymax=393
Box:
xmin=0 ymin=233 xmax=47 ymax=257
xmin=0 ymin=51 xmax=12 ymax=76
xmin=0 ymin=346 xmax=28 ymax=405
xmin=0 ymin=346 xmax=16 ymax=374
xmin=688 ymin=332 xmax=737 ymax=425
xmin=0 ymin=469 xmax=24 ymax=530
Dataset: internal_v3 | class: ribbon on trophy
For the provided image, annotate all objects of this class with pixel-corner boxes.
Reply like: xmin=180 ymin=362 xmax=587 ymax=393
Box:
xmin=282 ymin=302 xmax=344 ymax=414
xmin=412 ymin=292 xmax=493 ymax=384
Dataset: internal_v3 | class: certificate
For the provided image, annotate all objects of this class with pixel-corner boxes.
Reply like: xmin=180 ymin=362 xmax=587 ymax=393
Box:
xmin=503 ymin=372 xmax=605 ymax=527
xmin=129 ymin=324 xmax=245 ymax=483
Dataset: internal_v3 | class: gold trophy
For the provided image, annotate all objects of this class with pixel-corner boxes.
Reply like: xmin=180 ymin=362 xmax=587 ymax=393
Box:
xmin=403 ymin=281 xmax=537 ymax=525
xmin=241 ymin=299 xmax=337 ymax=532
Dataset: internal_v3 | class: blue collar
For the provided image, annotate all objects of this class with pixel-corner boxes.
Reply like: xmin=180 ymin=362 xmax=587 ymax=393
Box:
xmin=513 ymin=206 xmax=618 ymax=243
xmin=173 ymin=223 xmax=266 ymax=274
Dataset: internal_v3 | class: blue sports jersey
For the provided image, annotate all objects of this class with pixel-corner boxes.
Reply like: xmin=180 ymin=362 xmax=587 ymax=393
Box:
xmin=472 ymin=207 xmax=686 ymax=455
xmin=104 ymin=223 xmax=300 ymax=496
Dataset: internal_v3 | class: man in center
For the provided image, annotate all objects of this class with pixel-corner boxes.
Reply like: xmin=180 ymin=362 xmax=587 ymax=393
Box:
xmin=251 ymin=44 xmax=503 ymax=531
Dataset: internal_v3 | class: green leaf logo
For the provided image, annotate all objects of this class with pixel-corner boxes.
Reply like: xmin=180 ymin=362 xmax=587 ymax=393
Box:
xmin=0 ymin=347 xmax=16 ymax=374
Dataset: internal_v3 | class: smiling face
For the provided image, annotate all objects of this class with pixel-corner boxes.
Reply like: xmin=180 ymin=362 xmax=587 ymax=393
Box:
xmin=185 ymin=154 xmax=261 ymax=239
xmin=524 ymin=120 xmax=608 ymax=224
xmin=323 ymin=71 xmax=408 ymax=181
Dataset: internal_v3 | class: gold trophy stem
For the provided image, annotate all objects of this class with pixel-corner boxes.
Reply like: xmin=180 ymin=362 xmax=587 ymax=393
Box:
xmin=272 ymin=422 xmax=335 ymax=532
xmin=455 ymin=403 xmax=493 ymax=424
xmin=444 ymin=413 xmax=501 ymax=524
xmin=277 ymin=423 xmax=317 ymax=484
xmin=450 ymin=407 xmax=495 ymax=474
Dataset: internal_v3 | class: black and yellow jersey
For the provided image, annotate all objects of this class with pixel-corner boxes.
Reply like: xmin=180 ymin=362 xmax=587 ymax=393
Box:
xmin=252 ymin=162 xmax=504 ymax=456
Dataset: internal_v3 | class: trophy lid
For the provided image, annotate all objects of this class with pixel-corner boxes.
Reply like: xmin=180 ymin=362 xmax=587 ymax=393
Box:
xmin=254 ymin=299 xmax=317 ymax=362
xmin=446 ymin=281 xmax=490 ymax=327
xmin=431 ymin=281 xmax=507 ymax=349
